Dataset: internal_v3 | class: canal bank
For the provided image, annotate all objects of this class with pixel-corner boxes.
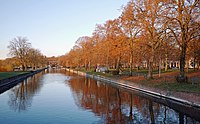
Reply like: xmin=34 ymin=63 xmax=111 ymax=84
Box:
xmin=1 ymin=70 xmax=199 ymax=123
xmin=66 ymin=68 xmax=200 ymax=120
xmin=0 ymin=68 xmax=47 ymax=94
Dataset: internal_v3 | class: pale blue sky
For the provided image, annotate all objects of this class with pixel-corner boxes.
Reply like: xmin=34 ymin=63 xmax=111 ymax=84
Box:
xmin=0 ymin=0 xmax=129 ymax=59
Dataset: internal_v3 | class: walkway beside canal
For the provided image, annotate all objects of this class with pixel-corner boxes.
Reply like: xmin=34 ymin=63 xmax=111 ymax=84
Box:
xmin=66 ymin=69 xmax=200 ymax=108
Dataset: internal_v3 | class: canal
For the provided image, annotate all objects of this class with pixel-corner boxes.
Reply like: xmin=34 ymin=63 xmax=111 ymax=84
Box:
xmin=0 ymin=70 xmax=199 ymax=124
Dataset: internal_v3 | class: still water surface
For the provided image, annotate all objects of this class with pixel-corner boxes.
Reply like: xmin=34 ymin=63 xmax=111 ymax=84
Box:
xmin=0 ymin=70 xmax=199 ymax=124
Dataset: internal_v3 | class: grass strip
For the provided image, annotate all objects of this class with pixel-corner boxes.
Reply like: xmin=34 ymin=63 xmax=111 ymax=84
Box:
xmin=0 ymin=72 xmax=29 ymax=80
xmin=154 ymin=82 xmax=200 ymax=93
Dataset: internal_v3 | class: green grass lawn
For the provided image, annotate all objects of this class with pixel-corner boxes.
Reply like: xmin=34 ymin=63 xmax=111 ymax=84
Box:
xmin=132 ymin=68 xmax=179 ymax=74
xmin=154 ymin=82 xmax=200 ymax=93
xmin=0 ymin=72 xmax=28 ymax=80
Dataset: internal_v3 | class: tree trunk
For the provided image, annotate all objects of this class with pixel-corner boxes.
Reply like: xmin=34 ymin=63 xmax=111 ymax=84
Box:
xmin=193 ymin=57 xmax=196 ymax=70
xmin=147 ymin=55 xmax=154 ymax=79
xmin=159 ymin=58 xmax=161 ymax=77
xmin=22 ymin=65 xmax=25 ymax=71
xmin=129 ymin=37 xmax=134 ymax=76
xmin=186 ymin=60 xmax=189 ymax=73
xmin=88 ymin=61 xmax=91 ymax=71
xmin=116 ymin=56 xmax=121 ymax=74
xmin=180 ymin=45 xmax=186 ymax=77
xmin=114 ymin=59 xmax=117 ymax=69
xmin=129 ymin=50 xmax=133 ymax=76
xmin=165 ymin=55 xmax=168 ymax=71
xmin=106 ymin=48 xmax=109 ymax=69
xmin=136 ymin=64 xmax=139 ymax=71
xmin=85 ymin=60 xmax=88 ymax=71
xmin=177 ymin=42 xmax=187 ymax=83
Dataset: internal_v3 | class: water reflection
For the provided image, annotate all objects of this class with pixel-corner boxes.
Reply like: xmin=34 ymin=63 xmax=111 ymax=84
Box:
xmin=67 ymin=76 xmax=200 ymax=124
xmin=1 ymin=70 xmax=199 ymax=123
xmin=8 ymin=73 xmax=43 ymax=112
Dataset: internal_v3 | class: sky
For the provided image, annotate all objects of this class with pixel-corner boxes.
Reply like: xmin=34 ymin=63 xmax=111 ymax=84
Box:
xmin=0 ymin=0 xmax=129 ymax=59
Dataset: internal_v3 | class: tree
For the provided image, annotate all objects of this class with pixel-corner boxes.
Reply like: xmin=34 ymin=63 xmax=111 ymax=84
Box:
xmin=8 ymin=37 xmax=31 ymax=71
xmin=166 ymin=0 xmax=200 ymax=82
xmin=101 ymin=19 xmax=126 ymax=73
xmin=8 ymin=36 xmax=47 ymax=71
xmin=58 ymin=55 xmax=67 ymax=67
xmin=92 ymin=24 xmax=111 ymax=67
xmin=75 ymin=36 xmax=94 ymax=70
xmin=134 ymin=0 xmax=168 ymax=79
xmin=120 ymin=1 xmax=141 ymax=75
xmin=27 ymin=48 xmax=46 ymax=69
xmin=187 ymin=38 xmax=200 ymax=70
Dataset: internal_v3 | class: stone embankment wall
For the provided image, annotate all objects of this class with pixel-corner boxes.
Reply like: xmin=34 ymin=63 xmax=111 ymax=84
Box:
xmin=0 ymin=68 xmax=47 ymax=88
xmin=66 ymin=68 xmax=200 ymax=121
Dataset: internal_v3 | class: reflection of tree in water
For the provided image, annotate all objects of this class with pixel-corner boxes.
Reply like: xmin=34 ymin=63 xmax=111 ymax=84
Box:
xmin=68 ymin=76 xmax=199 ymax=124
xmin=8 ymin=73 xmax=43 ymax=112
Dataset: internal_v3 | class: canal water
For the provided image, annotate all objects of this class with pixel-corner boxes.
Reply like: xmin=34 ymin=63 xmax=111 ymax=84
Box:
xmin=0 ymin=70 xmax=199 ymax=124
